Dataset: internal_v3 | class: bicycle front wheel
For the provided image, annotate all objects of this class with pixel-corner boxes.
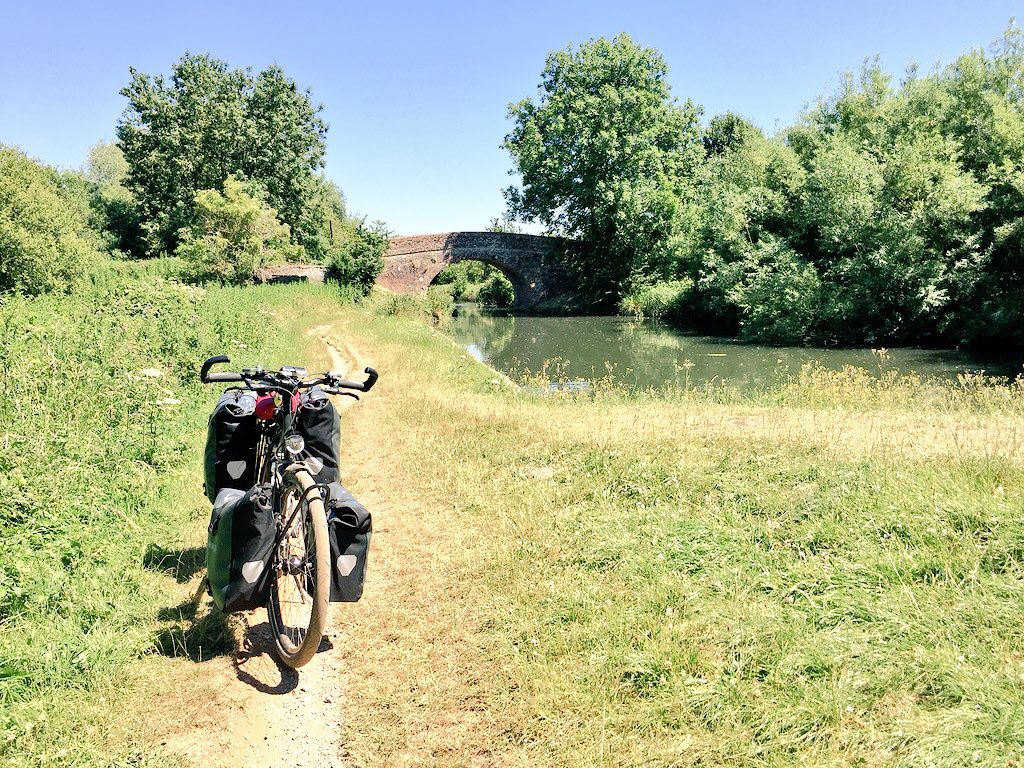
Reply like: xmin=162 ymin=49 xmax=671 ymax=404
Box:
xmin=268 ymin=467 xmax=330 ymax=668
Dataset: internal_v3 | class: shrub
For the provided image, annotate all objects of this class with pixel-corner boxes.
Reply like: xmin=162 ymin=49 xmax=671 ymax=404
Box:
xmin=324 ymin=223 xmax=388 ymax=296
xmin=478 ymin=271 xmax=515 ymax=307
xmin=434 ymin=261 xmax=509 ymax=302
xmin=175 ymin=176 xmax=301 ymax=284
xmin=620 ymin=279 xmax=693 ymax=320
xmin=426 ymin=284 xmax=454 ymax=316
xmin=727 ymin=239 xmax=820 ymax=343
xmin=0 ymin=146 xmax=98 ymax=295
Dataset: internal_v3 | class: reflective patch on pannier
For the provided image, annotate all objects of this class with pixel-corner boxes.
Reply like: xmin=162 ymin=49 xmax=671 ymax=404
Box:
xmin=207 ymin=484 xmax=275 ymax=612
xmin=324 ymin=482 xmax=371 ymax=602
xmin=204 ymin=390 xmax=258 ymax=502
xmin=241 ymin=560 xmax=265 ymax=584
xmin=336 ymin=554 xmax=358 ymax=578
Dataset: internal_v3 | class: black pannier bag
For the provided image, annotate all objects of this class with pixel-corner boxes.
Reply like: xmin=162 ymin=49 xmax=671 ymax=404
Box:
xmin=207 ymin=484 xmax=276 ymax=612
xmin=204 ymin=390 xmax=258 ymax=503
xmin=324 ymin=482 xmax=372 ymax=602
xmin=296 ymin=387 xmax=340 ymax=484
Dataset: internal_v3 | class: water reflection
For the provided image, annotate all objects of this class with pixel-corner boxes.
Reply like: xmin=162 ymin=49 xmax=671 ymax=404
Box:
xmin=442 ymin=304 xmax=1019 ymax=392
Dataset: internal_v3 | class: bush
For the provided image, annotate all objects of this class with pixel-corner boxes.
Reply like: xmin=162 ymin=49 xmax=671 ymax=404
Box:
xmin=478 ymin=272 xmax=515 ymax=307
xmin=620 ymin=279 xmax=693 ymax=320
xmin=175 ymin=176 xmax=301 ymax=285
xmin=0 ymin=146 xmax=98 ymax=295
xmin=434 ymin=261 xmax=510 ymax=302
xmin=324 ymin=223 xmax=388 ymax=296
xmin=727 ymin=239 xmax=820 ymax=343
xmin=427 ymin=285 xmax=454 ymax=318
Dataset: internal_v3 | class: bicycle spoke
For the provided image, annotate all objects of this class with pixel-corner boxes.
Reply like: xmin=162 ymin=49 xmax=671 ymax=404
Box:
xmin=291 ymin=573 xmax=309 ymax=603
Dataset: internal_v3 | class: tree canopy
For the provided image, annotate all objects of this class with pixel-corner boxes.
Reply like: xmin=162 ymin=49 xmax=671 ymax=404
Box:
xmin=505 ymin=25 xmax=1024 ymax=348
xmin=504 ymin=34 xmax=704 ymax=303
xmin=117 ymin=53 xmax=328 ymax=258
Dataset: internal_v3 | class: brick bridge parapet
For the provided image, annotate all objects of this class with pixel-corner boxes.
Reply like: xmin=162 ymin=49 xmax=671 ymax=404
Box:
xmin=378 ymin=232 xmax=573 ymax=310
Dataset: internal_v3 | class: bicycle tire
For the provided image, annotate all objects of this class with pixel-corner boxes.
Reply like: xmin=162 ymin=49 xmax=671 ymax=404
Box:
xmin=267 ymin=467 xmax=330 ymax=668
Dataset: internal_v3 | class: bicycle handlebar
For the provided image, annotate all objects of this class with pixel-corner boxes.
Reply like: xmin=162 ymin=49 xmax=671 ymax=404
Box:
xmin=200 ymin=356 xmax=378 ymax=392
xmin=196 ymin=360 xmax=236 ymax=387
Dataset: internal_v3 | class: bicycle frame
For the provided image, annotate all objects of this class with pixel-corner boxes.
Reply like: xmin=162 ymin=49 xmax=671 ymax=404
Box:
xmin=248 ymin=394 xmax=326 ymax=565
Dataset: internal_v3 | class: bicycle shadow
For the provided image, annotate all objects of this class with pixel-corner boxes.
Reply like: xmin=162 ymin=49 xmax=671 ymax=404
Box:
xmin=151 ymin=601 xmax=303 ymax=696
xmin=232 ymin=614 xmax=300 ymax=695
xmin=152 ymin=601 xmax=239 ymax=661
xmin=147 ymin=546 xmax=331 ymax=696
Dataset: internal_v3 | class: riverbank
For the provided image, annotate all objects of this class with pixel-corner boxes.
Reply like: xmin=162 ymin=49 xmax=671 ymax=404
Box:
xmin=5 ymin=277 xmax=1024 ymax=766
xmin=337 ymin=302 xmax=1024 ymax=767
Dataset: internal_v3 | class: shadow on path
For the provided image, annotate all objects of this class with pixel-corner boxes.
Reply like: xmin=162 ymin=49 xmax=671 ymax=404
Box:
xmin=151 ymin=600 xmax=337 ymax=697
xmin=152 ymin=601 xmax=239 ymax=661
xmin=231 ymin=616 xmax=299 ymax=695
xmin=143 ymin=544 xmax=206 ymax=583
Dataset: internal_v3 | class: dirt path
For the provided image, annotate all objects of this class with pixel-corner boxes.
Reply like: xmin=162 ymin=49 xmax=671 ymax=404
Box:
xmin=157 ymin=324 xmax=370 ymax=768
xmin=149 ymin=317 xmax=503 ymax=767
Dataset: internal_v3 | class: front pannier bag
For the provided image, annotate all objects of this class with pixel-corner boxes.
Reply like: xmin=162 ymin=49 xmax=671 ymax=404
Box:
xmin=325 ymin=482 xmax=372 ymax=602
xmin=207 ymin=484 xmax=275 ymax=612
xmin=296 ymin=387 xmax=340 ymax=484
xmin=204 ymin=390 xmax=258 ymax=503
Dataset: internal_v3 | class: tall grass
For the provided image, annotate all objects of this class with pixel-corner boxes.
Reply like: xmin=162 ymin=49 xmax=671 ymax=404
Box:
xmin=4 ymin=268 xmax=1023 ymax=766
xmin=331 ymin=309 xmax=1024 ymax=767
xmin=0 ymin=268 xmax=343 ymax=766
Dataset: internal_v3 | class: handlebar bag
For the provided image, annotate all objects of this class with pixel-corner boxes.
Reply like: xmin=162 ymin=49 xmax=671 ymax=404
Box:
xmin=296 ymin=387 xmax=340 ymax=484
xmin=204 ymin=390 xmax=258 ymax=503
xmin=207 ymin=484 xmax=275 ymax=612
xmin=324 ymin=482 xmax=372 ymax=602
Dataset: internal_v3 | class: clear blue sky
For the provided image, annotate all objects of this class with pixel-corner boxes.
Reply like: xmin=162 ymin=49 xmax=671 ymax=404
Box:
xmin=1 ymin=0 xmax=1019 ymax=235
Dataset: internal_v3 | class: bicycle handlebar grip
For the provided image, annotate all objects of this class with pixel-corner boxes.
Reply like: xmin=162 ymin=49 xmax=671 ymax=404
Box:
xmin=361 ymin=367 xmax=378 ymax=392
xmin=205 ymin=371 xmax=245 ymax=383
xmin=200 ymin=355 xmax=232 ymax=383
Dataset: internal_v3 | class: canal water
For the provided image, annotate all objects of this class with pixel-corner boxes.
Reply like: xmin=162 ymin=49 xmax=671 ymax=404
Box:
xmin=442 ymin=304 xmax=1020 ymax=392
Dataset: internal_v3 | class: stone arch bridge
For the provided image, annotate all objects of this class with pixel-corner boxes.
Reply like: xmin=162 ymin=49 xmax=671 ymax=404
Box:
xmin=378 ymin=232 xmax=573 ymax=310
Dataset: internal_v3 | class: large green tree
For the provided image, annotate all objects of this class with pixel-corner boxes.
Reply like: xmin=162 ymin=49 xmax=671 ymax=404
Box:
xmin=503 ymin=34 xmax=703 ymax=303
xmin=117 ymin=53 xmax=328 ymax=257
xmin=84 ymin=140 xmax=144 ymax=255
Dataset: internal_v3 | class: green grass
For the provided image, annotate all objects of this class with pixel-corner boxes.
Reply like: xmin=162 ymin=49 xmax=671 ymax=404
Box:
xmin=0 ymin=265 xmax=346 ymax=766
xmin=3 ymin=267 xmax=1023 ymax=766
xmin=333 ymin=311 xmax=1024 ymax=767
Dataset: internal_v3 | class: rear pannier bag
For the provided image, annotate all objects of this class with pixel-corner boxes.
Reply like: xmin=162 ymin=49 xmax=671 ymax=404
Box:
xmin=204 ymin=390 xmax=258 ymax=503
xmin=324 ymin=482 xmax=372 ymax=602
xmin=207 ymin=484 xmax=275 ymax=612
xmin=296 ymin=387 xmax=340 ymax=484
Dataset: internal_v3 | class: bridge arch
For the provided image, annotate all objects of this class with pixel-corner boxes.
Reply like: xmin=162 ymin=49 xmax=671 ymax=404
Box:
xmin=377 ymin=232 xmax=572 ymax=310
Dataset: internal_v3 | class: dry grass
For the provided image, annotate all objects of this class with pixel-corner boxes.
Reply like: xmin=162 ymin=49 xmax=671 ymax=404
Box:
xmin=329 ymin=307 xmax=1024 ymax=767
